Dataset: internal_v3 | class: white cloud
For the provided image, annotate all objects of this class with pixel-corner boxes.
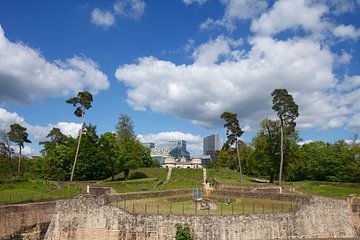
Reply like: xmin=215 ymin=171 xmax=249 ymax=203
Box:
xmin=0 ymin=25 xmax=109 ymax=104
xmin=337 ymin=51 xmax=352 ymax=64
xmin=115 ymin=35 xmax=358 ymax=130
xmin=138 ymin=131 xmax=203 ymax=155
xmin=200 ymin=0 xmax=268 ymax=31
xmin=0 ymin=107 xmax=81 ymax=142
xmin=298 ymin=139 xmax=314 ymax=146
xmin=113 ymin=0 xmax=145 ymax=20
xmin=332 ymin=24 xmax=360 ymax=40
xmin=183 ymin=0 xmax=207 ymax=5
xmin=251 ymin=0 xmax=328 ymax=36
xmin=91 ymin=8 xmax=115 ymax=27
xmin=11 ymin=145 xmax=37 ymax=156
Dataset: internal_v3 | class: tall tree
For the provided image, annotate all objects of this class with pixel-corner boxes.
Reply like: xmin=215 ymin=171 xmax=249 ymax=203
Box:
xmin=116 ymin=114 xmax=135 ymax=142
xmin=271 ymin=89 xmax=299 ymax=185
xmin=0 ymin=129 xmax=12 ymax=158
xmin=66 ymin=91 xmax=93 ymax=182
xmin=221 ymin=112 xmax=244 ymax=182
xmin=7 ymin=123 xmax=31 ymax=172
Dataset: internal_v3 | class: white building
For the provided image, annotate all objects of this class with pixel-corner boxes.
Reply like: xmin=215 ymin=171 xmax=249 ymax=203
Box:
xmin=161 ymin=157 xmax=202 ymax=169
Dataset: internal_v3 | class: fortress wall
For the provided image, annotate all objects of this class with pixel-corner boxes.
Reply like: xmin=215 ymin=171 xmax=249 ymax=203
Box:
xmin=45 ymin=195 xmax=357 ymax=240
xmin=0 ymin=201 xmax=56 ymax=239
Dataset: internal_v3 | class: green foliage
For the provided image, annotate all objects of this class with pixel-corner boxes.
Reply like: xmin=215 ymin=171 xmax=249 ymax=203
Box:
xmin=271 ymin=89 xmax=299 ymax=127
xmin=128 ymin=171 xmax=148 ymax=180
xmin=220 ymin=112 xmax=244 ymax=149
xmin=251 ymin=118 xmax=300 ymax=183
xmin=65 ymin=91 xmax=93 ymax=117
xmin=175 ymin=224 xmax=192 ymax=240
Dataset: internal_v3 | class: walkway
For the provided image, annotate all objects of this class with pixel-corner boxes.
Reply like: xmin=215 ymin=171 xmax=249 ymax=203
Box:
xmin=165 ymin=168 xmax=172 ymax=183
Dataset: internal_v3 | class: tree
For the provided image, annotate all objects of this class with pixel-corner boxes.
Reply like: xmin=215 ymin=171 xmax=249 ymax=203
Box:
xmin=116 ymin=114 xmax=135 ymax=142
xmin=0 ymin=129 xmax=13 ymax=158
xmin=66 ymin=91 xmax=93 ymax=182
xmin=221 ymin=112 xmax=244 ymax=182
xmin=40 ymin=127 xmax=68 ymax=156
xmin=271 ymin=89 xmax=299 ymax=185
xmin=7 ymin=123 xmax=31 ymax=172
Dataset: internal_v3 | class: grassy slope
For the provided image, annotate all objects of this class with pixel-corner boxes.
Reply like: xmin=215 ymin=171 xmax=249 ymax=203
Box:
xmin=207 ymin=168 xmax=255 ymax=184
xmin=0 ymin=181 xmax=83 ymax=204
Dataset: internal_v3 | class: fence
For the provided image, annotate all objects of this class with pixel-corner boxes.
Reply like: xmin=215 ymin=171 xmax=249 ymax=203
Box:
xmin=109 ymin=198 xmax=300 ymax=216
xmin=0 ymin=191 xmax=81 ymax=205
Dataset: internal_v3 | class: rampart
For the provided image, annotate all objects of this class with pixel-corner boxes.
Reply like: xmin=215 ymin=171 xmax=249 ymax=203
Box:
xmin=0 ymin=201 xmax=56 ymax=240
xmin=45 ymin=194 xmax=358 ymax=240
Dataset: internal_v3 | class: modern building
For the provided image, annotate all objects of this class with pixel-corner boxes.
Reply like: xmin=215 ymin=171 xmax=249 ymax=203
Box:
xmin=142 ymin=142 xmax=155 ymax=149
xmin=168 ymin=140 xmax=191 ymax=160
xmin=203 ymin=134 xmax=221 ymax=161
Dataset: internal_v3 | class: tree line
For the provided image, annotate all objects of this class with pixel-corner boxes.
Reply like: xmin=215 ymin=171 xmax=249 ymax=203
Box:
xmin=0 ymin=91 xmax=157 ymax=181
xmin=214 ymin=89 xmax=360 ymax=183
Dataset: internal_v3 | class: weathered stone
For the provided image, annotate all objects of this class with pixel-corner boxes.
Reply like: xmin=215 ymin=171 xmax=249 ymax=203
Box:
xmin=44 ymin=194 xmax=358 ymax=240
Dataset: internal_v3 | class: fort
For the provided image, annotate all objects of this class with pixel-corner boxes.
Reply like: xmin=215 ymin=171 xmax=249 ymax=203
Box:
xmin=1 ymin=190 xmax=359 ymax=240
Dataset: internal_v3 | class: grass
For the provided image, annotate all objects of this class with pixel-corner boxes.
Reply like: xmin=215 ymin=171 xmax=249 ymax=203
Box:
xmin=169 ymin=168 xmax=203 ymax=183
xmin=110 ymin=195 xmax=297 ymax=216
xmin=107 ymin=168 xmax=168 ymax=181
xmin=207 ymin=169 xmax=257 ymax=184
xmin=0 ymin=181 xmax=83 ymax=204
xmin=296 ymin=182 xmax=360 ymax=199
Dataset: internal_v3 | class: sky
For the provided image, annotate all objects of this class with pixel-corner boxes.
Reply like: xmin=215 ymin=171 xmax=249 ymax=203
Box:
xmin=0 ymin=0 xmax=360 ymax=156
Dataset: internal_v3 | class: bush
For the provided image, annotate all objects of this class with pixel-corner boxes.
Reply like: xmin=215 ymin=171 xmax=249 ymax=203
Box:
xmin=128 ymin=171 xmax=148 ymax=180
xmin=175 ymin=223 xmax=192 ymax=240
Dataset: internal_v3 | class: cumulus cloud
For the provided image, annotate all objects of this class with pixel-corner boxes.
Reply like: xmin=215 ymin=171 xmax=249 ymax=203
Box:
xmin=332 ymin=24 xmax=360 ymax=40
xmin=200 ymin=0 xmax=268 ymax=31
xmin=0 ymin=107 xmax=81 ymax=142
xmin=251 ymin=0 xmax=328 ymax=36
xmin=138 ymin=131 xmax=203 ymax=154
xmin=0 ymin=25 xmax=109 ymax=105
xmin=183 ymin=0 xmax=207 ymax=5
xmin=116 ymin=35 xmax=353 ymax=130
xmin=91 ymin=8 xmax=115 ymax=27
xmin=11 ymin=145 xmax=37 ymax=156
xmin=113 ymin=0 xmax=145 ymax=20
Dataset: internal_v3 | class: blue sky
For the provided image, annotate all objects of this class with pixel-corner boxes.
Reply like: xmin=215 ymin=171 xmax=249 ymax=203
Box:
xmin=0 ymin=0 xmax=360 ymax=156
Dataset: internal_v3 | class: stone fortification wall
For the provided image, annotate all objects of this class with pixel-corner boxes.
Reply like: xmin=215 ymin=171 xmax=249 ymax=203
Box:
xmin=213 ymin=190 xmax=310 ymax=203
xmin=213 ymin=179 xmax=281 ymax=193
xmin=107 ymin=189 xmax=192 ymax=202
xmin=45 ymin=194 xmax=357 ymax=240
xmin=0 ymin=201 xmax=56 ymax=240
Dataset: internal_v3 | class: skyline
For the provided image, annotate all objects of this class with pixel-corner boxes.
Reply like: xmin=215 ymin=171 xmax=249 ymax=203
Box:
xmin=0 ymin=0 xmax=360 ymax=156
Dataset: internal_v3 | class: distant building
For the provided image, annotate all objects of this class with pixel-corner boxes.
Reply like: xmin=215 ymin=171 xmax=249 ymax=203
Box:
xmin=168 ymin=140 xmax=191 ymax=160
xmin=142 ymin=142 xmax=155 ymax=149
xmin=161 ymin=157 xmax=202 ymax=169
xmin=203 ymin=134 xmax=221 ymax=161
xmin=150 ymin=147 xmax=171 ymax=165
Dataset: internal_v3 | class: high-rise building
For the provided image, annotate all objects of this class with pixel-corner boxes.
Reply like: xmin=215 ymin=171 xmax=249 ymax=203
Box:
xmin=142 ymin=142 xmax=155 ymax=149
xmin=168 ymin=140 xmax=190 ymax=160
xmin=203 ymin=134 xmax=221 ymax=160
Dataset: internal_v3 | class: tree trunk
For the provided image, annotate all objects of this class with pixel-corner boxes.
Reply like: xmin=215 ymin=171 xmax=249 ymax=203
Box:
xmin=278 ymin=124 xmax=284 ymax=186
xmin=17 ymin=144 xmax=22 ymax=173
xmin=236 ymin=140 xmax=243 ymax=183
xmin=70 ymin=111 xmax=85 ymax=182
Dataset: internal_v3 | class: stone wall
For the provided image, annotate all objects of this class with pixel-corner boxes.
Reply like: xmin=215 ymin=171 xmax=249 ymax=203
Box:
xmin=213 ymin=179 xmax=282 ymax=193
xmin=0 ymin=201 xmax=56 ymax=240
xmin=107 ymin=189 xmax=192 ymax=202
xmin=213 ymin=190 xmax=310 ymax=203
xmin=45 ymin=194 xmax=358 ymax=240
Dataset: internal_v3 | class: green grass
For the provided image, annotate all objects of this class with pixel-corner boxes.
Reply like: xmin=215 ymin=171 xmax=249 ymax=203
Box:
xmin=0 ymin=181 xmax=83 ymax=204
xmin=110 ymin=195 xmax=297 ymax=215
xmin=106 ymin=168 xmax=168 ymax=181
xmin=169 ymin=168 xmax=203 ymax=183
xmin=207 ymin=169 xmax=256 ymax=184
xmin=297 ymin=182 xmax=360 ymax=199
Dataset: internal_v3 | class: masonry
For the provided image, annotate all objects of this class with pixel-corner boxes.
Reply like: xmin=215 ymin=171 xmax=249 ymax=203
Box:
xmin=45 ymin=194 xmax=358 ymax=240
xmin=0 ymin=201 xmax=56 ymax=240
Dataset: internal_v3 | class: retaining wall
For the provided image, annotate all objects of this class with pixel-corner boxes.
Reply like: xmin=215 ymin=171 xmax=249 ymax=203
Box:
xmin=45 ymin=194 xmax=358 ymax=240
xmin=0 ymin=201 xmax=56 ymax=240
